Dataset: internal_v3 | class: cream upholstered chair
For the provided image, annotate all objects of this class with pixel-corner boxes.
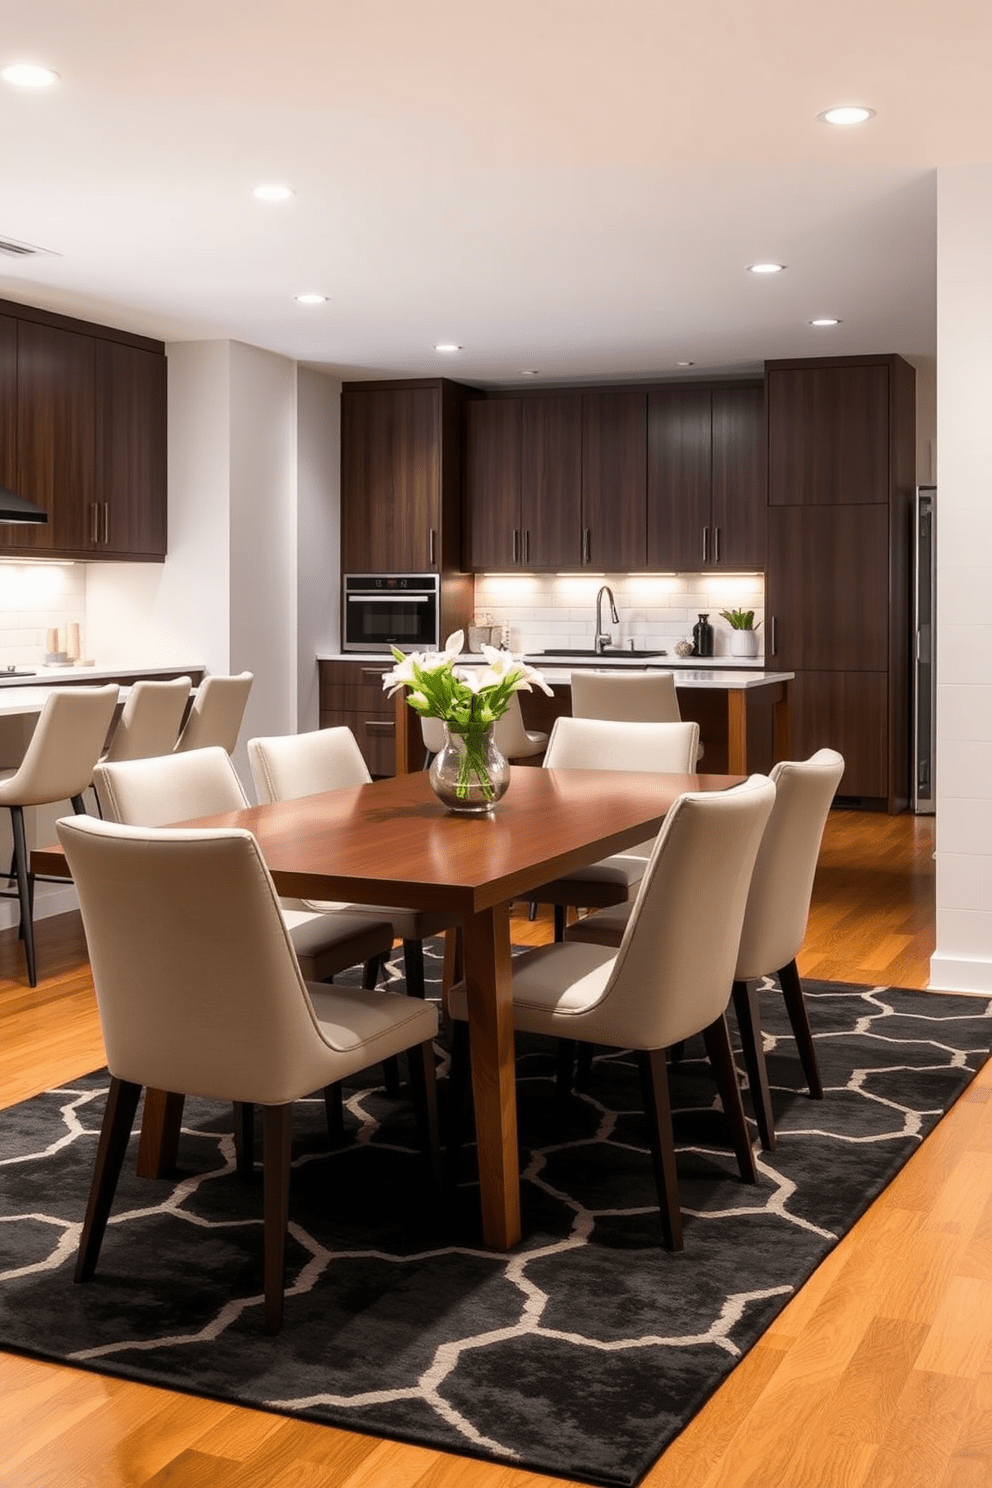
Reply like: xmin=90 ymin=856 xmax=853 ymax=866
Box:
xmin=93 ymin=748 xmax=394 ymax=988
xmin=570 ymin=668 xmax=703 ymax=761
xmin=449 ymin=775 xmax=777 ymax=1249
xmin=567 ymin=749 xmax=844 ymax=1151
xmin=526 ymin=715 xmax=701 ymax=941
xmin=101 ymin=676 xmax=192 ymax=763
xmin=248 ymin=726 xmax=459 ymax=1000
xmin=57 ymin=813 xmax=439 ymax=1334
xmin=174 ymin=671 xmax=253 ymax=754
xmin=0 ymin=684 xmax=120 ymax=986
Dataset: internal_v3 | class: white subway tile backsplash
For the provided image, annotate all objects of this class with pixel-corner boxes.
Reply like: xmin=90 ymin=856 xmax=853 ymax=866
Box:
xmin=0 ymin=563 xmax=87 ymax=670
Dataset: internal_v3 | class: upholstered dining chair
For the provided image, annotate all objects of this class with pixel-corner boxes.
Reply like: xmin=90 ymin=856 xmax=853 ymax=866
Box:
xmin=248 ymin=726 xmax=459 ymax=1001
xmin=57 ymin=813 xmax=440 ymax=1334
xmin=570 ymin=668 xmax=704 ymax=761
xmin=525 ymin=715 xmax=701 ymax=941
xmin=448 ymin=774 xmax=777 ymax=1249
xmin=174 ymin=671 xmax=253 ymax=754
xmin=100 ymin=676 xmax=192 ymax=762
xmin=0 ymin=684 xmax=120 ymax=986
xmin=566 ymin=749 xmax=845 ymax=1151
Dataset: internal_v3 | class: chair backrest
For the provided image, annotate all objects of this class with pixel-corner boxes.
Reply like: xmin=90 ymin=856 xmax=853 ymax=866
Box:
xmin=570 ymin=670 xmax=682 ymax=724
xmin=248 ymin=726 xmax=370 ymax=804
xmin=174 ymin=672 xmax=253 ymax=754
xmin=56 ymin=814 xmax=335 ymax=1106
xmin=590 ymin=775 xmax=776 ymax=1050
xmin=734 ymin=748 xmax=845 ymax=980
xmin=420 ymin=715 xmax=447 ymax=756
xmin=543 ymin=715 xmax=700 ymax=774
xmin=420 ymin=693 xmax=540 ymax=761
xmin=102 ymin=676 xmax=192 ymax=763
xmin=3 ymin=685 xmax=120 ymax=806
xmin=94 ymin=746 xmax=249 ymax=825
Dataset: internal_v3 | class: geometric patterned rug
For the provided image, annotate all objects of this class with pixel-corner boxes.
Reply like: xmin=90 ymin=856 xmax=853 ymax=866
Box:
xmin=2 ymin=942 xmax=990 ymax=1488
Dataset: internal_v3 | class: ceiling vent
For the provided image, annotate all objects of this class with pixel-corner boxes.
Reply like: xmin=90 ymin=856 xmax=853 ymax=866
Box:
xmin=0 ymin=235 xmax=56 ymax=259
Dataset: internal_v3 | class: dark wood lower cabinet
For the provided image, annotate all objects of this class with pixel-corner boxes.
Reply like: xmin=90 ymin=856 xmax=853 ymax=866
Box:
xmin=787 ymin=670 xmax=888 ymax=803
xmin=318 ymin=661 xmax=397 ymax=777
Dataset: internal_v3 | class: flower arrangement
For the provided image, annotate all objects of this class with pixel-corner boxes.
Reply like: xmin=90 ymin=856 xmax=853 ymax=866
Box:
xmin=382 ymin=630 xmax=551 ymax=803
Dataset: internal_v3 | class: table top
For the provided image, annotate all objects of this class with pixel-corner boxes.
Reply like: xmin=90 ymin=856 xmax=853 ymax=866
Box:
xmin=177 ymin=766 xmax=746 ymax=914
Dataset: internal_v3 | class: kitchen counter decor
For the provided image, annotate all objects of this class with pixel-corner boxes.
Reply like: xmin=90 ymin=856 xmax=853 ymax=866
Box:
xmin=382 ymin=630 xmax=551 ymax=813
xmin=720 ymin=607 xmax=761 ymax=657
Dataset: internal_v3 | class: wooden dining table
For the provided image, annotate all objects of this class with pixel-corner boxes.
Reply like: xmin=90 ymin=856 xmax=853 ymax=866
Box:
xmin=34 ymin=764 xmax=744 ymax=1251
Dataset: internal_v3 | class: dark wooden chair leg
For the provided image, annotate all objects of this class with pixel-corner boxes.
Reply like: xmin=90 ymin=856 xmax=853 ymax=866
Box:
xmin=262 ymin=1103 xmax=294 ymax=1334
xmin=553 ymin=905 xmax=566 ymax=942
xmin=407 ymin=1039 xmax=441 ymax=1193
xmin=75 ymin=1077 xmax=142 ymax=1282
xmin=403 ymin=938 xmax=426 ymax=998
xmin=361 ymin=953 xmax=383 ymax=989
xmin=702 ymin=1014 xmax=757 ymax=1183
xmin=779 ymin=959 xmax=824 ymax=1098
xmin=233 ymin=1101 xmax=256 ymax=1174
xmin=324 ymin=1083 xmax=345 ymax=1146
xmin=10 ymin=805 xmax=37 ymax=987
xmin=136 ymin=1088 xmax=186 ymax=1176
xmin=731 ymin=979 xmax=776 ymax=1151
xmin=575 ymin=1042 xmax=595 ymax=1087
xmin=636 ymin=1048 xmax=683 ymax=1251
xmin=556 ymin=1038 xmax=576 ymax=1094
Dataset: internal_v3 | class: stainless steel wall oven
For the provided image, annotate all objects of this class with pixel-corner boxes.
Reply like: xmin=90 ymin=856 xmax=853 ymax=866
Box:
xmin=342 ymin=573 xmax=440 ymax=654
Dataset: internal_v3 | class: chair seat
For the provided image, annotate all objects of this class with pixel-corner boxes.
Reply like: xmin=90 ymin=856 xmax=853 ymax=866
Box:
xmin=281 ymin=909 xmax=393 ymax=984
xmin=448 ymin=941 xmax=616 ymax=1030
xmin=525 ymin=848 xmax=649 ymax=909
xmin=308 ymin=982 xmax=438 ymax=1062
xmin=563 ymin=902 xmax=631 ymax=947
xmin=304 ymin=900 xmax=456 ymax=942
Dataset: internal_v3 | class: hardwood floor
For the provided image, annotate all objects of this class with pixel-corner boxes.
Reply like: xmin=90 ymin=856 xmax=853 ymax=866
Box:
xmin=5 ymin=808 xmax=989 ymax=1488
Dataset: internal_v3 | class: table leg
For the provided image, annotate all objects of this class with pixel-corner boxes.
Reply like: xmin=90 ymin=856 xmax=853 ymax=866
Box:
xmin=461 ymin=902 xmax=521 ymax=1250
xmin=727 ymin=690 xmax=749 ymax=774
xmin=136 ymin=1088 xmax=185 ymax=1177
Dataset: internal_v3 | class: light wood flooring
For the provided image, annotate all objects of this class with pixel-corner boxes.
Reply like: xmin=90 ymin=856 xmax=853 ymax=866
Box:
xmin=5 ymin=808 xmax=990 ymax=1488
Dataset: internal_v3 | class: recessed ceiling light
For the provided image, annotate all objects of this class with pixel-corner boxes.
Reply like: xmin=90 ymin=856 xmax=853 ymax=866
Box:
xmin=1 ymin=63 xmax=59 ymax=88
xmin=253 ymin=184 xmax=294 ymax=202
xmin=748 ymin=262 xmax=785 ymax=274
xmin=809 ymin=317 xmax=842 ymax=326
xmin=294 ymin=293 xmax=326 ymax=305
xmin=676 ymin=361 xmax=694 ymax=367
xmin=520 ymin=369 xmax=540 ymax=376
xmin=819 ymin=105 xmax=874 ymax=126
xmin=434 ymin=343 xmax=462 ymax=352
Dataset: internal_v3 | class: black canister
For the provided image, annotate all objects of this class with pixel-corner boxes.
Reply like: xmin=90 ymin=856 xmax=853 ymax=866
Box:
xmin=692 ymin=612 xmax=714 ymax=657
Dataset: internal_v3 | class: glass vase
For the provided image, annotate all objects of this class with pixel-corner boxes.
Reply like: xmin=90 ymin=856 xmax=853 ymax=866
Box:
xmin=428 ymin=723 xmax=510 ymax=815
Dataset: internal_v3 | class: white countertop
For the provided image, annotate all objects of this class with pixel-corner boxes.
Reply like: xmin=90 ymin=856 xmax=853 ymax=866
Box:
xmin=0 ymin=663 xmax=204 ymax=690
xmin=538 ymin=666 xmax=793 ymax=690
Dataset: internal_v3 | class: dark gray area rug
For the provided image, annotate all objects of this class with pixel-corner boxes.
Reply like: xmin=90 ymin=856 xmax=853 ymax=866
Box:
xmin=2 ymin=943 xmax=991 ymax=1488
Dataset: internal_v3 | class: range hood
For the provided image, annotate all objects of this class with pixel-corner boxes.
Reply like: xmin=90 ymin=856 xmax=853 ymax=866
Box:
xmin=0 ymin=483 xmax=48 ymax=525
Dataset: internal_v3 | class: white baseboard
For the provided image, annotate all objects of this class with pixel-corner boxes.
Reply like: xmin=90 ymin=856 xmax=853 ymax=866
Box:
xmin=929 ymin=955 xmax=992 ymax=996
xmin=0 ymin=882 xmax=79 ymax=933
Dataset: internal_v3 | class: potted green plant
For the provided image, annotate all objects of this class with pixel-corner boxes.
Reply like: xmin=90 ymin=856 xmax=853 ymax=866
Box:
xmin=720 ymin=608 xmax=761 ymax=658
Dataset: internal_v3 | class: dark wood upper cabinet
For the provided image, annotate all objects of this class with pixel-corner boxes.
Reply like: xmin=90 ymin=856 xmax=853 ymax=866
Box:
xmin=581 ymin=391 xmax=646 ymax=570
xmin=711 ymin=384 xmax=766 ymax=570
xmin=464 ymin=398 xmax=522 ymax=571
xmin=519 ymin=395 xmax=582 ymax=569
xmin=647 ymin=384 xmax=764 ymax=570
xmin=767 ymin=362 xmax=890 ymax=505
xmin=0 ymin=299 xmax=167 ymax=561
xmin=342 ymin=385 xmax=441 ymax=573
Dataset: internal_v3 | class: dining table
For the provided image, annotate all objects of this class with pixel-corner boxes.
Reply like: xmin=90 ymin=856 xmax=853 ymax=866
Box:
xmin=34 ymin=763 xmax=745 ymax=1251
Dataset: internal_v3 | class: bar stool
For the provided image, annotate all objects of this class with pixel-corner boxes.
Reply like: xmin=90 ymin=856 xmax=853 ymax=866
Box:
xmin=0 ymin=685 xmax=120 ymax=985
xmin=175 ymin=672 xmax=253 ymax=754
xmin=101 ymin=676 xmax=192 ymax=762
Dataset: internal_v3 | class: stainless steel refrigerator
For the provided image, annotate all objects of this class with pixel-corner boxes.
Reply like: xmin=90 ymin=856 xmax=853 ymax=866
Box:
xmin=913 ymin=486 xmax=936 ymax=813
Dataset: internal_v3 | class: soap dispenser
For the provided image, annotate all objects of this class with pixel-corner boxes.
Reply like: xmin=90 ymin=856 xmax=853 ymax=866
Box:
xmin=692 ymin=613 xmax=714 ymax=657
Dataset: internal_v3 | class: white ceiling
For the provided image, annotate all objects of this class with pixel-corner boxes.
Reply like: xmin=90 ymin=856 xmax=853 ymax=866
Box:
xmin=1 ymin=0 xmax=988 ymax=388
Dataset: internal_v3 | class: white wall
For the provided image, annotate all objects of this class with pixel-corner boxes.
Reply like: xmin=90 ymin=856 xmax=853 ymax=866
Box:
xmin=930 ymin=163 xmax=992 ymax=992
xmin=296 ymin=368 xmax=341 ymax=731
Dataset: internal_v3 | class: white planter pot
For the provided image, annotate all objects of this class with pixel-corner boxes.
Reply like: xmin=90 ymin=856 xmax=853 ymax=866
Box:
xmin=730 ymin=630 xmax=760 ymax=658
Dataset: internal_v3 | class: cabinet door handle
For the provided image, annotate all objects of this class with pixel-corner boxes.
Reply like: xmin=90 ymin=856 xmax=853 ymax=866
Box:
xmin=524 ymin=530 xmax=530 ymax=564
xmin=771 ymin=616 xmax=778 ymax=656
xmin=702 ymin=526 xmax=709 ymax=564
xmin=713 ymin=525 xmax=720 ymax=564
xmin=365 ymin=719 xmax=395 ymax=733
xmin=361 ymin=668 xmax=387 ymax=680
xmin=582 ymin=527 xmax=591 ymax=564
xmin=512 ymin=529 xmax=520 ymax=564
xmin=90 ymin=503 xmax=100 ymax=544
xmin=102 ymin=502 xmax=110 ymax=545
xmin=429 ymin=529 xmax=437 ymax=567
